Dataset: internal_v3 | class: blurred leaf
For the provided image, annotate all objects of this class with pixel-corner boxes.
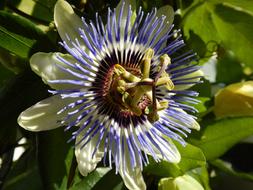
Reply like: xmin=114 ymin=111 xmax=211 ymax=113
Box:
xmin=0 ymin=70 xmax=48 ymax=172
xmin=211 ymin=159 xmax=253 ymax=182
xmin=0 ymin=148 xmax=14 ymax=189
xmin=189 ymin=117 xmax=253 ymax=160
xmin=7 ymin=0 xmax=57 ymax=23
xmin=212 ymin=4 xmax=253 ymax=69
xmin=0 ymin=70 xmax=49 ymax=124
xmin=0 ymin=0 xmax=6 ymax=9
xmin=0 ymin=71 xmax=44 ymax=186
xmin=0 ymin=63 xmax=15 ymax=87
xmin=214 ymin=81 xmax=253 ymax=118
xmin=38 ymin=128 xmax=72 ymax=190
xmin=145 ymin=142 xmax=206 ymax=177
xmin=0 ymin=11 xmax=53 ymax=59
xmin=3 ymin=149 xmax=43 ymax=190
xmin=0 ymin=48 xmax=26 ymax=74
xmin=139 ymin=0 xmax=164 ymax=11
xmin=0 ymin=114 xmax=16 ymax=157
xmin=216 ymin=49 xmax=244 ymax=84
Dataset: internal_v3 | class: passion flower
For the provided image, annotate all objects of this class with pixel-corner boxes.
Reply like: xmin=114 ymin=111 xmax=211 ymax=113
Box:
xmin=18 ymin=0 xmax=202 ymax=189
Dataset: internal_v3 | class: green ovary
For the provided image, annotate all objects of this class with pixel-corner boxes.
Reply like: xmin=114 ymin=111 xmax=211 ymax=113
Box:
xmin=107 ymin=48 xmax=174 ymax=123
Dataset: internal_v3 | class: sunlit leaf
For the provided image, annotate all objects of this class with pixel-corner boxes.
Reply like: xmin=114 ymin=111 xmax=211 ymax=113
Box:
xmin=0 ymin=11 xmax=52 ymax=59
xmin=182 ymin=1 xmax=220 ymax=57
xmin=214 ymin=0 xmax=253 ymax=16
xmin=189 ymin=117 xmax=253 ymax=160
xmin=212 ymin=4 xmax=253 ymax=69
xmin=7 ymin=0 xmax=57 ymax=23
xmin=70 ymin=168 xmax=112 ymax=190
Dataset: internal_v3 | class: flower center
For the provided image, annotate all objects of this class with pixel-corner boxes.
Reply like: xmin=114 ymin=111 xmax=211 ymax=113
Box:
xmin=102 ymin=48 xmax=174 ymax=123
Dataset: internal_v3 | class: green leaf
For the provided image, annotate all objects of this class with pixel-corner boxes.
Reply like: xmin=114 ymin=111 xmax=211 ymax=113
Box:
xmin=214 ymin=0 xmax=253 ymax=16
xmin=190 ymin=78 xmax=212 ymax=98
xmin=8 ymin=0 xmax=57 ymax=23
xmin=70 ymin=168 xmax=112 ymax=190
xmin=194 ymin=97 xmax=211 ymax=117
xmin=212 ymin=3 xmax=253 ymax=69
xmin=216 ymin=49 xmax=244 ymax=84
xmin=182 ymin=1 xmax=220 ymax=57
xmin=182 ymin=0 xmax=253 ymax=69
xmin=189 ymin=117 xmax=253 ymax=160
xmin=0 ymin=11 xmax=52 ymax=59
xmin=210 ymin=159 xmax=253 ymax=182
xmin=176 ymin=142 xmax=206 ymax=172
xmin=145 ymin=143 xmax=206 ymax=177
xmin=188 ymin=167 xmax=211 ymax=190
xmin=54 ymin=149 xmax=81 ymax=190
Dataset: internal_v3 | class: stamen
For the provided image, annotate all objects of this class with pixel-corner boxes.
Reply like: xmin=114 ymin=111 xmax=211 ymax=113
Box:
xmin=104 ymin=48 xmax=173 ymax=123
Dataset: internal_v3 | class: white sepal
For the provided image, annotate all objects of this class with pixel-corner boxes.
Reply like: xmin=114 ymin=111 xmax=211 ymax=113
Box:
xmin=18 ymin=95 xmax=67 ymax=131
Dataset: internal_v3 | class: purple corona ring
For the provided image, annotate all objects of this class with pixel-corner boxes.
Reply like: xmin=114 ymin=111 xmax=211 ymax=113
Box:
xmin=18 ymin=0 xmax=202 ymax=189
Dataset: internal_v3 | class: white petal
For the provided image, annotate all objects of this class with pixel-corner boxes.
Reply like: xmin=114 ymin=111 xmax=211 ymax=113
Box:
xmin=140 ymin=122 xmax=181 ymax=163
xmin=167 ymin=108 xmax=200 ymax=131
xmin=119 ymin=164 xmax=146 ymax=190
xmin=174 ymin=69 xmax=204 ymax=91
xmin=54 ymin=0 xmax=84 ymax=47
xmin=30 ymin=52 xmax=83 ymax=89
xmin=75 ymin=133 xmax=104 ymax=176
xmin=155 ymin=139 xmax=181 ymax=163
xmin=18 ymin=95 xmax=67 ymax=131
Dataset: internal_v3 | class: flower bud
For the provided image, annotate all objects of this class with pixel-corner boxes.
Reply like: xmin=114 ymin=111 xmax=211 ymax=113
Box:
xmin=158 ymin=174 xmax=204 ymax=190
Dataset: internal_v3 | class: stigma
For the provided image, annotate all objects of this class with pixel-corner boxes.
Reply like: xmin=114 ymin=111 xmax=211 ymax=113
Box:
xmin=103 ymin=48 xmax=174 ymax=123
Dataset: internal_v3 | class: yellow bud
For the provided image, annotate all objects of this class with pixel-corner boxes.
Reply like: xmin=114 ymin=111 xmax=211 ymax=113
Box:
xmin=214 ymin=81 xmax=253 ymax=118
